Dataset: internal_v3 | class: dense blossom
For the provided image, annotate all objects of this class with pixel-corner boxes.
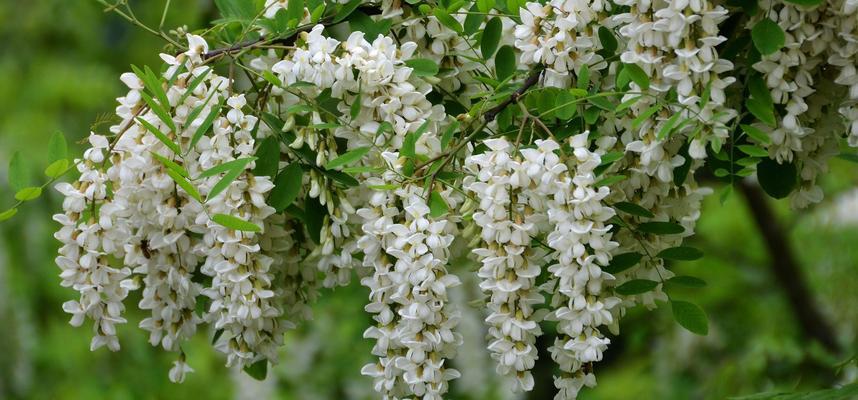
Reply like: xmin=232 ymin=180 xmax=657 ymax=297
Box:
xmin=43 ymin=1 xmax=858 ymax=399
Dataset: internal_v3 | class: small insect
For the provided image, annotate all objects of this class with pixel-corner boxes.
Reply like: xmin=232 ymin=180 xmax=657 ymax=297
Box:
xmin=140 ymin=239 xmax=151 ymax=259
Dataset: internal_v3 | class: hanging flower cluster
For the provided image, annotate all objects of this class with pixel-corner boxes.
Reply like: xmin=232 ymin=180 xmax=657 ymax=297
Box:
xmin=9 ymin=0 xmax=853 ymax=398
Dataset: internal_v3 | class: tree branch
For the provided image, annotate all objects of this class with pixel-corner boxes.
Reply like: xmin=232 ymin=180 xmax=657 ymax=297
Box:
xmin=737 ymin=180 xmax=841 ymax=354
xmin=483 ymin=67 xmax=544 ymax=122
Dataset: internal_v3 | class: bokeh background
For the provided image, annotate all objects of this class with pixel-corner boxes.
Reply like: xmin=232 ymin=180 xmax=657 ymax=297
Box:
xmin=0 ymin=1 xmax=856 ymax=399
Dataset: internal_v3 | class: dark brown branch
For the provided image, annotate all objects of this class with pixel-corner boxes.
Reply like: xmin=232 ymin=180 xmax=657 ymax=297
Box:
xmin=484 ymin=67 xmax=544 ymax=122
xmin=202 ymin=6 xmax=383 ymax=60
xmin=737 ymin=180 xmax=841 ymax=354
xmin=203 ymin=37 xmax=265 ymax=60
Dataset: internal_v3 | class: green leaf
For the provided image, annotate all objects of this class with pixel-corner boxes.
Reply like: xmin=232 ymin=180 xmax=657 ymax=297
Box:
xmin=631 ymin=104 xmax=662 ymax=129
xmin=746 ymin=98 xmax=776 ymax=127
xmin=481 ymin=17 xmax=502 ymax=59
xmin=441 ymin=120 xmax=459 ymax=150
xmin=624 ymin=63 xmax=650 ymax=90
xmin=286 ymin=0 xmax=304 ymax=25
xmin=657 ymin=112 xmax=683 ymax=140
xmin=179 ymin=68 xmax=212 ymax=105
xmin=304 ymin=194 xmax=326 ymax=244
xmin=44 ymin=159 xmax=69 ymax=179
xmin=615 ymin=279 xmax=659 ymax=295
xmin=614 ymin=201 xmax=655 ymax=218
xmin=837 ymin=153 xmax=858 ymax=163
xmin=638 ymin=221 xmax=685 ymax=235
xmin=477 ymin=0 xmax=495 ymax=12
xmin=198 ymin=157 xmax=257 ymax=179
xmin=212 ymin=213 xmax=262 ymax=232
xmin=463 ymin=6 xmax=483 ymax=35
xmin=214 ymin=0 xmax=257 ymax=20
xmin=603 ymin=252 xmax=644 ymax=275
xmin=405 ymin=58 xmax=439 ymax=77
xmin=350 ymin=93 xmax=362 ymax=120
xmin=402 ymin=121 xmax=429 ymax=158
xmin=433 ymin=8 xmax=463 ymax=33
xmin=14 ymin=187 xmax=42 ymax=201
xmin=741 ymin=124 xmax=771 ymax=144
xmin=615 ymin=96 xmax=642 ymax=113
xmin=332 ymin=0 xmax=362 ymax=23
xmin=189 ymin=103 xmax=223 ymax=151
xmin=208 ymin=166 xmax=245 ymax=201
xmin=429 ymin=191 xmax=449 ymax=218
xmin=310 ymin=3 xmax=326 ymax=22
xmin=285 ymin=104 xmax=313 ymax=114
xmin=757 ymin=158 xmax=796 ymax=199
xmin=137 ymin=117 xmax=181 ymax=155
xmin=495 ymin=46 xmax=515 ymax=81
xmin=142 ymin=65 xmax=172 ymax=114
xmin=597 ymin=26 xmax=617 ymax=55
xmin=588 ymin=96 xmax=613 ymax=111
xmin=555 ymin=90 xmax=578 ymax=120
xmin=657 ymin=246 xmax=703 ymax=261
xmin=667 ymin=276 xmax=707 ymax=288
xmin=269 ymin=163 xmax=304 ymax=212
xmin=738 ymin=144 xmax=769 ymax=157
xmin=48 ymin=131 xmax=68 ymax=163
xmin=141 ymin=89 xmax=177 ymax=135
xmin=595 ymin=174 xmax=627 ymax=187
xmin=782 ymin=0 xmax=824 ymax=7
xmin=751 ymin=19 xmax=785 ymax=56
xmin=8 ymin=152 xmax=26 ymax=191
xmin=253 ymin=136 xmax=280 ymax=177
xmin=185 ymin=82 xmax=223 ymax=133
xmin=166 ymin=169 xmax=202 ymax=202
xmin=748 ymin=75 xmax=773 ymax=109
xmin=0 ymin=208 xmax=17 ymax=222
xmin=671 ymin=300 xmax=708 ymax=335
xmin=577 ymin=64 xmax=590 ymax=90
xmin=326 ymin=146 xmax=370 ymax=170
xmin=151 ymin=152 xmax=189 ymax=178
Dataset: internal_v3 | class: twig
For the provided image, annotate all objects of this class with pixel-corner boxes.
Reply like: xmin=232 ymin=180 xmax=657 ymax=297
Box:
xmin=483 ymin=67 xmax=544 ymax=122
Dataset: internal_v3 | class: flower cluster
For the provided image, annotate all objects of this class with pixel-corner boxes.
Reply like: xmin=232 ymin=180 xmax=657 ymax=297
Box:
xmin=514 ymin=0 xmax=611 ymax=88
xmin=464 ymin=138 xmax=545 ymax=392
xmin=359 ymin=181 xmax=463 ymax=399
xmin=46 ymin=1 xmax=858 ymax=399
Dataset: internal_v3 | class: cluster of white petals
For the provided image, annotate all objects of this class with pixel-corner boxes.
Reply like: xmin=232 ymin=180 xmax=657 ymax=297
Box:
xmin=49 ymin=1 xmax=858 ymax=398
xmin=464 ymin=138 xmax=545 ymax=392
xmin=514 ymin=0 xmax=611 ymax=88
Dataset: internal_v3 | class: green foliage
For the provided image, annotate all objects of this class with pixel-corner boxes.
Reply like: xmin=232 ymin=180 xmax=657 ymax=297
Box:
xmin=243 ymin=360 xmax=268 ymax=381
xmin=751 ymin=19 xmax=785 ymax=56
xmin=253 ymin=136 xmax=281 ymax=177
xmin=325 ymin=146 xmax=370 ymax=170
xmin=211 ymin=213 xmax=262 ymax=232
xmin=658 ymin=246 xmax=704 ymax=261
xmin=429 ymin=191 xmax=449 ymax=218
xmin=481 ymin=17 xmax=502 ymax=58
xmin=616 ymin=279 xmax=659 ymax=295
xmin=638 ymin=221 xmax=685 ymax=235
xmin=404 ymin=59 xmax=439 ymax=77
xmin=495 ymin=46 xmax=515 ymax=80
xmin=8 ymin=152 xmax=27 ymax=191
xmin=269 ymin=163 xmax=304 ymax=211
xmin=671 ymin=300 xmax=709 ymax=335
xmin=614 ymin=201 xmax=655 ymax=218
xmin=603 ymin=252 xmax=644 ymax=274
xmin=757 ymin=158 xmax=797 ymax=199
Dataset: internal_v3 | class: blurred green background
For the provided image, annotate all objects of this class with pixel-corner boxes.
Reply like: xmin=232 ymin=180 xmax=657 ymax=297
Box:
xmin=0 ymin=1 xmax=855 ymax=399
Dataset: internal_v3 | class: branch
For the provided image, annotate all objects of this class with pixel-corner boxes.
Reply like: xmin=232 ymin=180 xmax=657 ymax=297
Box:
xmin=202 ymin=6 xmax=383 ymax=60
xmin=483 ymin=67 xmax=544 ymax=122
xmin=737 ymin=180 xmax=842 ymax=354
